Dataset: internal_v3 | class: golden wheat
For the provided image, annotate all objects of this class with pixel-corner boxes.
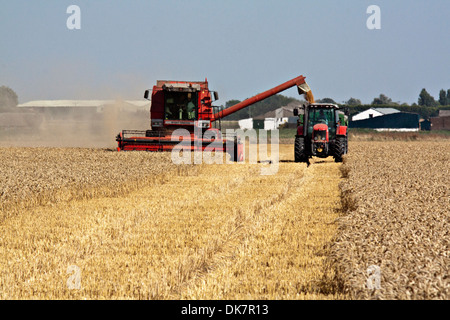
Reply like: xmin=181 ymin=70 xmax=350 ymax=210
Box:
xmin=0 ymin=147 xmax=181 ymax=222
xmin=332 ymin=140 xmax=449 ymax=300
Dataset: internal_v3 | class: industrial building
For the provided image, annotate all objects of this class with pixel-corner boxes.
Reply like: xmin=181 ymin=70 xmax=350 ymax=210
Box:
xmin=16 ymin=100 xmax=150 ymax=120
xmin=349 ymin=112 xmax=420 ymax=131
xmin=430 ymin=114 xmax=450 ymax=130
xmin=351 ymin=107 xmax=400 ymax=121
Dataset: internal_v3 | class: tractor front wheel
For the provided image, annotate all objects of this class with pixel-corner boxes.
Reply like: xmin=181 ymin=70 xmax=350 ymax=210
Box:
xmin=294 ymin=136 xmax=308 ymax=163
xmin=332 ymin=136 xmax=346 ymax=162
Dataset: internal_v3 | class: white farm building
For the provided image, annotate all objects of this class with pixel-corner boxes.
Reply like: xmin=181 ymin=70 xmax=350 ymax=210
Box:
xmin=351 ymin=107 xmax=400 ymax=121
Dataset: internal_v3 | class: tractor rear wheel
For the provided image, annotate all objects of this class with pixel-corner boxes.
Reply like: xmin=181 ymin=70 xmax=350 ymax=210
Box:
xmin=294 ymin=136 xmax=307 ymax=163
xmin=332 ymin=137 xmax=346 ymax=162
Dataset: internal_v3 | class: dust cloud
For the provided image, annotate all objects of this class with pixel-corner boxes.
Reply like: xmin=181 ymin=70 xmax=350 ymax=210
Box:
xmin=0 ymin=100 xmax=150 ymax=148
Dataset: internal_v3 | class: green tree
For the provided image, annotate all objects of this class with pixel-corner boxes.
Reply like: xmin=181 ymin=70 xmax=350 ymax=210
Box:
xmin=222 ymin=94 xmax=302 ymax=120
xmin=0 ymin=86 xmax=19 ymax=112
xmin=439 ymin=89 xmax=448 ymax=106
xmin=223 ymin=99 xmax=247 ymax=120
xmin=372 ymin=94 xmax=393 ymax=105
xmin=447 ymin=89 xmax=450 ymax=105
xmin=317 ymin=98 xmax=337 ymax=104
xmin=225 ymin=100 xmax=241 ymax=109
xmin=418 ymin=88 xmax=438 ymax=107
xmin=346 ymin=97 xmax=362 ymax=106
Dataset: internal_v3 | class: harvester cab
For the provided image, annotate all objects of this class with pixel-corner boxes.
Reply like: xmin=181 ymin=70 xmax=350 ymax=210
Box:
xmin=144 ymin=80 xmax=218 ymax=132
xmin=293 ymin=103 xmax=349 ymax=163
xmin=116 ymin=75 xmax=314 ymax=162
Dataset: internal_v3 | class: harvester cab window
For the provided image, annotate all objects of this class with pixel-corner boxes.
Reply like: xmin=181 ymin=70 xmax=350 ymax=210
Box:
xmin=164 ymin=92 xmax=198 ymax=120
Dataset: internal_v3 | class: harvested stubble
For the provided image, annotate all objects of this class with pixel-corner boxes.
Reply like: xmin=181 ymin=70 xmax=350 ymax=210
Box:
xmin=180 ymin=158 xmax=345 ymax=299
xmin=332 ymin=141 xmax=449 ymax=299
xmin=0 ymin=145 xmax=346 ymax=299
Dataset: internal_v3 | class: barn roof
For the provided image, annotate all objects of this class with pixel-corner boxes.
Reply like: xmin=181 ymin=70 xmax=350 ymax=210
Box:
xmin=371 ymin=107 xmax=400 ymax=115
xmin=17 ymin=100 xmax=150 ymax=108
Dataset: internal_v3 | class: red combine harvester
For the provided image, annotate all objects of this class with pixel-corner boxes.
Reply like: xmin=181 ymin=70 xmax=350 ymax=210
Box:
xmin=116 ymin=75 xmax=313 ymax=161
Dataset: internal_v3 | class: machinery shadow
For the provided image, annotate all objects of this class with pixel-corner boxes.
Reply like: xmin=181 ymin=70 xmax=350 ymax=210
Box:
xmin=274 ymin=160 xmax=311 ymax=167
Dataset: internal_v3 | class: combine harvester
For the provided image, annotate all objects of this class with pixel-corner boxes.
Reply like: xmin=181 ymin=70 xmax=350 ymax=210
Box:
xmin=116 ymin=75 xmax=314 ymax=161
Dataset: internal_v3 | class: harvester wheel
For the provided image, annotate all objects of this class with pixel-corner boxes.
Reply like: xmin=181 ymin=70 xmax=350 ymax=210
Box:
xmin=333 ymin=137 xmax=346 ymax=162
xmin=294 ymin=136 xmax=307 ymax=163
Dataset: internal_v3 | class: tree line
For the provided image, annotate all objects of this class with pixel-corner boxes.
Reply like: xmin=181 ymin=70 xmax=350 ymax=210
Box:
xmin=419 ymin=88 xmax=450 ymax=107
xmin=0 ymin=86 xmax=19 ymax=112
xmin=222 ymin=88 xmax=450 ymax=120
xmin=1 ymin=84 xmax=449 ymax=121
xmin=336 ymin=88 xmax=450 ymax=107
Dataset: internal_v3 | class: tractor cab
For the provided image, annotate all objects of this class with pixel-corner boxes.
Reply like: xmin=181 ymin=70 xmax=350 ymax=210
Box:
xmin=308 ymin=107 xmax=335 ymax=135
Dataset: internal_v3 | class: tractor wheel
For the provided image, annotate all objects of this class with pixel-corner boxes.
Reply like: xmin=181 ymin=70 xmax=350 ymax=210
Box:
xmin=294 ymin=136 xmax=307 ymax=163
xmin=332 ymin=137 xmax=345 ymax=162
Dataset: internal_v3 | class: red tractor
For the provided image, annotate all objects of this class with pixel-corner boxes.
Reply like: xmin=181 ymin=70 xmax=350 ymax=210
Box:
xmin=116 ymin=75 xmax=314 ymax=161
xmin=293 ymin=103 xmax=349 ymax=164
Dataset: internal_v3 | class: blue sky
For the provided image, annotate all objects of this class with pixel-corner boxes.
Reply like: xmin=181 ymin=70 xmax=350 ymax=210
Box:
xmin=0 ymin=0 xmax=449 ymax=105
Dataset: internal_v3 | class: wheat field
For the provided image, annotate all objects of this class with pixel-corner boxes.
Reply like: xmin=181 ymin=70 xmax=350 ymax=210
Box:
xmin=2 ymin=140 xmax=446 ymax=300
xmin=333 ymin=140 xmax=449 ymax=299
xmin=0 ymin=145 xmax=345 ymax=299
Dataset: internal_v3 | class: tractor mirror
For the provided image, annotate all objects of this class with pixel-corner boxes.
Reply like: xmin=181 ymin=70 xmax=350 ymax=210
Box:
xmin=144 ymin=90 xmax=150 ymax=100
xmin=213 ymin=91 xmax=219 ymax=101
xmin=293 ymin=109 xmax=298 ymax=116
